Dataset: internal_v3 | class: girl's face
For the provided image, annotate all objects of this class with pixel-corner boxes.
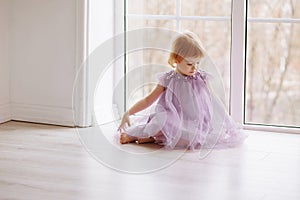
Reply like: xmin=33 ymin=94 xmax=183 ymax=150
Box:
xmin=176 ymin=57 xmax=201 ymax=76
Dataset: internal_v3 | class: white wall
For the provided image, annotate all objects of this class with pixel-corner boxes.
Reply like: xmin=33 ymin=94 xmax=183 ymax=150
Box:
xmin=0 ymin=0 xmax=11 ymax=123
xmin=0 ymin=0 xmax=115 ymax=126
xmin=9 ymin=0 xmax=77 ymax=126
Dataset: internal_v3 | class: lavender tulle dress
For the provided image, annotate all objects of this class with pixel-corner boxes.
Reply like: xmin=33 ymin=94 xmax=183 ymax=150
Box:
xmin=124 ymin=70 xmax=247 ymax=150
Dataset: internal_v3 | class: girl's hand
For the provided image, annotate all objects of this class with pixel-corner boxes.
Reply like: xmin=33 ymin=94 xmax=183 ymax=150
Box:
xmin=118 ymin=111 xmax=131 ymax=130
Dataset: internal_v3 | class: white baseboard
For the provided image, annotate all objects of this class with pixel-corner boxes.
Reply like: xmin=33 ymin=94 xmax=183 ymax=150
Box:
xmin=0 ymin=103 xmax=11 ymax=124
xmin=11 ymin=103 xmax=75 ymax=127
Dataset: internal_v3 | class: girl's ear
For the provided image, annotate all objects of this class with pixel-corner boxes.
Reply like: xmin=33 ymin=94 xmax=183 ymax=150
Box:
xmin=175 ymin=54 xmax=184 ymax=64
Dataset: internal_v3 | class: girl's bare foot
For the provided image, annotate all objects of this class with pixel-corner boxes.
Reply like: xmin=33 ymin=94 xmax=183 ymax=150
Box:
xmin=120 ymin=133 xmax=137 ymax=144
xmin=136 ymin=137 xmax=155 ymax=144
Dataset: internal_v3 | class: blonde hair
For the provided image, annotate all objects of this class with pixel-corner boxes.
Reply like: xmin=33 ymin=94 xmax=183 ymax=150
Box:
xmin=168 ymin=31 xmax=205 ymax=67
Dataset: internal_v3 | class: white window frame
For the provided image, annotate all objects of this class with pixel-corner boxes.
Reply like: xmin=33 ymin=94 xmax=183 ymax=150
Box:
xmin=230 ymin=0 xmax=246 ymax=125
xmin=74 ymin=0 xmax=90 ymax=127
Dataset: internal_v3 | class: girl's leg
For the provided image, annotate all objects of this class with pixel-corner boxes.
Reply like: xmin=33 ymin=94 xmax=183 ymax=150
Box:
xmin=136 ymin=131 xmax=164 ymax=144
xmin=136 ymin=137 xmax=155 ymax=144
xmin=120 ymin=132 xmax=138 ymax=144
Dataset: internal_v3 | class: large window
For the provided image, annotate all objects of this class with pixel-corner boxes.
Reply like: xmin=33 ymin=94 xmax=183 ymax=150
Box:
xmin=126 ymin=0 xmax=232 ymax=109
xmin=124 ymin=0 xmax=300 ymax=130
xmin=245 ymin=0 xmax=300 ymax=128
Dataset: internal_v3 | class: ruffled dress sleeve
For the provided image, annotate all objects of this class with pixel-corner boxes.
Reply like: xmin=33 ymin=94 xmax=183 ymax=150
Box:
xmin=156 ymin=71 xmax=172 ymax=88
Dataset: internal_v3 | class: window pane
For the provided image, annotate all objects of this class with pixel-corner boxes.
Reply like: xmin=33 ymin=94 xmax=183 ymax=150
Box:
xmin=181 ymin=0 xmax=231 ymax=16
xmin=248 ymin=0 xmax=300 ymax=18
xmin=127 ymin=50 xmax=170 ymax=108
xmin=245 ymin=22 xmax=300 ymax=127
xmin=127 ymin=0 xmax=176 ymax=15
xmin=181 ymin=20 xmax=231 ymax=107
xmin=126 ymin=19 xmax=176 ymax=109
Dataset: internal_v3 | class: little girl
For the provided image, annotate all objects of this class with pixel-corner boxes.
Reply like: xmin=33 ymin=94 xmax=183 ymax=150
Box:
xmin=118 ymin=31 xmax=246 ymax=150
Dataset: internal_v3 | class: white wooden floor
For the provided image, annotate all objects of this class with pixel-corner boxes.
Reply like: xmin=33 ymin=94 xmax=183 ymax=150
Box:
xmin=0 ymin=121 xmax=300 ymax=200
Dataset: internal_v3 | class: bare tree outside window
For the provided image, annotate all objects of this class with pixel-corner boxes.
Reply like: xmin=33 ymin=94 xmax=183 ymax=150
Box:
xmin=246 ymin=0 xmax=300 ymax=127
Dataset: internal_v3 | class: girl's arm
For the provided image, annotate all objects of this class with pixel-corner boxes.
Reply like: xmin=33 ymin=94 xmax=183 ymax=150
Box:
xmin=127 ymin=84 xmax=165 ymax=115
xmin=119 ymin=84 xmax=165 ymax=129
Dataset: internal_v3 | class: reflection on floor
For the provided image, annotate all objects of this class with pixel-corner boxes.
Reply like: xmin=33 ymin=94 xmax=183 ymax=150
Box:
xmin=0 ymin=121 xmax=300 ymax=200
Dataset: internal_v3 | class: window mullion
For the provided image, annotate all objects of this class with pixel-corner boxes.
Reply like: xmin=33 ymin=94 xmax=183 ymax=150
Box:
xmin=230 ymin=0 xmax=247 ymax=124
